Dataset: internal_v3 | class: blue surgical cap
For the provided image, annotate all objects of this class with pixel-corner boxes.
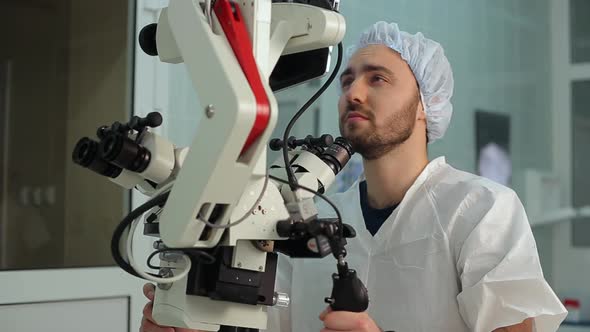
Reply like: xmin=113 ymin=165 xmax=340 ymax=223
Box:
xmin=346 ymin=22 xmax=454 ymax=143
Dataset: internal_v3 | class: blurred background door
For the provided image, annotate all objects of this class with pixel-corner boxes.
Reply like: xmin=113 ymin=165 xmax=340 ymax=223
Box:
xmin=0 ymin=1 xmax=145 ymax=331
xmin=1 ymin=61 xmax=9 ymax=267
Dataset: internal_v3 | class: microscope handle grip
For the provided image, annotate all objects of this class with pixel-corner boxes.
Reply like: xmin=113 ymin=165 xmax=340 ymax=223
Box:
xmin=325 ymin=268 xmax=369 ymax=312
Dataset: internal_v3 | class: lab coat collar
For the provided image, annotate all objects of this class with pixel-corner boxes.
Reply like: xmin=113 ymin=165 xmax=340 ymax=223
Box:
xmin=349 ymin=156 xmax=447 ymax=197
xmin=404 ymin=156 xmax=446 ymax=198
xmin=350 ymin=156 xmax=447 ymax=185
xmin=345 ymin=156 xmax=447 ymax=248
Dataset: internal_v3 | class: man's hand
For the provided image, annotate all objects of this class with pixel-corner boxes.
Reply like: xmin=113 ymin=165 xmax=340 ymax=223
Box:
xmin=141 ymin=283 xmax=202 ymax=332
xmin=319 ymin=307 xmax=382 ymax=332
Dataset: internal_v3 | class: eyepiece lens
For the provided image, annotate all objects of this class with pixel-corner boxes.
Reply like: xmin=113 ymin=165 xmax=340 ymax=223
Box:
xmin=72 ymin=137 xmax=122 ymax=178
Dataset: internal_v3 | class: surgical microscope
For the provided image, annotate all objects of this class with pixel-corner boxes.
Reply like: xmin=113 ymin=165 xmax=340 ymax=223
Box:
xmin=71 ymin=0 xmax=368 ymax=331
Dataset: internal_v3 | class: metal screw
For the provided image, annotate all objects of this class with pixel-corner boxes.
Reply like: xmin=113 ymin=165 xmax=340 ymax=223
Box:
xmin=160 ymin=251 xmax=181 ymax=263
xmin=261 ymin=209 xmax=267 ymax=215
xmin=157 ymin=283 xmax=172 ymax=290
xmin=160 ymin=267 xmax=173 ymax=277
xmin=273 ymin=292 xmax=290 ymax=307
xmin=258 ymin=266 xmax=263 ymax=271
xmin=157 ymin=268 xmax=174 ymax=290
xmin=237 ymin=262 xmax=242 ymax=268
xmin=205 ymin=105 xmax=215 ymax=118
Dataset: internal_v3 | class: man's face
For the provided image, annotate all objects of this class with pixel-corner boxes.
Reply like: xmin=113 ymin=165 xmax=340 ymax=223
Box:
xmin=338 ymin=44 xmax=422 ymax=159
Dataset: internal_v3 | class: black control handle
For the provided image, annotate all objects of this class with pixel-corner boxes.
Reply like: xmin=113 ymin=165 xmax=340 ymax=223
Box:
xmin=325 ymin=263 xmax=369 ymax=312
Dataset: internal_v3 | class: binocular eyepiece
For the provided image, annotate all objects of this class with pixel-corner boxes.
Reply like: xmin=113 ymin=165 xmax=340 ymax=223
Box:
xmin=72 ymin=138 xmax=123 ymax=178
xmin=269 ymin=134 xmax=354 ymax=176
xmin=100 ymin=133 xmax=151 ymax=173
xmin=319 ymin=137 xmax=354 ymax=175
xmin=72 ymin=112 xmax=161 ymax=178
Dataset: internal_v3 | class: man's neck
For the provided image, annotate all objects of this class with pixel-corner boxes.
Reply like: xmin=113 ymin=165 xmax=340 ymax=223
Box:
xmin=362 ymin=138 xmax=429 ymax=209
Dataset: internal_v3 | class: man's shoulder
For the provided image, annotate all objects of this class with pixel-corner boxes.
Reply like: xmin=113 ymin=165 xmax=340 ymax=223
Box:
xmin=428 ymin=164 xmax=527 ymax=255
xmin=427 ymin=162 xmax=517 ymax=205
xmin=425 ymin=163 xmax=522 ymax=235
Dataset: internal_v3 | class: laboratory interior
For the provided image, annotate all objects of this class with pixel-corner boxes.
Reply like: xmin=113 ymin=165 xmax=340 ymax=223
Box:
xmin=1 ymin=0 xmax=590 ymax=331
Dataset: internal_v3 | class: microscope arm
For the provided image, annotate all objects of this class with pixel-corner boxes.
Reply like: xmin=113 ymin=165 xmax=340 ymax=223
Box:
xmin=72 ymin=1 xmax=366 ymax=331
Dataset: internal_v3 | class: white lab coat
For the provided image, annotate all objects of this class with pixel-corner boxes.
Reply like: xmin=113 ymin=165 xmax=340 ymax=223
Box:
xmin=268 ymin=156 xmax=567 ymax=332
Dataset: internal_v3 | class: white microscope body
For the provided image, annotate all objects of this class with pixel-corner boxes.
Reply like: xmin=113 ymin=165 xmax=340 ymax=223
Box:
xmin=72 ymin=1 xmax=367 ymax=331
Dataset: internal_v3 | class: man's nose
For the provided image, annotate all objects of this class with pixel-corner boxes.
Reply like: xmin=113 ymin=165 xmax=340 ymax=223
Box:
xmin=345 ymin=79 xmax=367 ymax=105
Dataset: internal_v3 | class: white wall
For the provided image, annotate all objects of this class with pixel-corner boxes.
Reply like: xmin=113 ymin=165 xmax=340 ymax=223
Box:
xmin=1 ymin=297 xmax=128 ymax=332
xmin=550 ymin=0 xmax=590 ymax=323
xmin=316 ymin=0 xmax=552 ymax=186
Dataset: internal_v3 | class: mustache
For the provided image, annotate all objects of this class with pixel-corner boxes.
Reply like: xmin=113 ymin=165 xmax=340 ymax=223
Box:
xmin=341 ymin=104 xmax=372 ymax=120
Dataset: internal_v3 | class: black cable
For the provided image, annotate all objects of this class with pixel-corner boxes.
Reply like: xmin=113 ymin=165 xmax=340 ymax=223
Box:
xmin=269 ymin=175 xmax=343 ymax=238
xmin=111 ymin=191 xmax=170 ymax=278
xmin=147 ymin=250 xmax=161 ymax=270
xmin=147 ymin=248 xmax=216 ymax=270
xmin=281 ymin=42 xmax=344 ymax=191
xmin=323 ymin=0 xmax=336 ymax=10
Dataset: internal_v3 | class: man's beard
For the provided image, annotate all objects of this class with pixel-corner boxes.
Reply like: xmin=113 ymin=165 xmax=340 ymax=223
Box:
xmin=339 ymin=97 xmax=419 ymax=160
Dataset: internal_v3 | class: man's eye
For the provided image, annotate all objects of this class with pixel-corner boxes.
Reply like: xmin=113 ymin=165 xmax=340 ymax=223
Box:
xmin=371 ymin=75 xmax=386 ymax=83
xmin=341 ymin=78 xmax=353 ymax=87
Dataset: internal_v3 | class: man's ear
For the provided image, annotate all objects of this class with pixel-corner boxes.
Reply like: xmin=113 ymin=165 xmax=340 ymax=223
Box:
xmin=416 ymin=101 xmax=426 ymax=121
